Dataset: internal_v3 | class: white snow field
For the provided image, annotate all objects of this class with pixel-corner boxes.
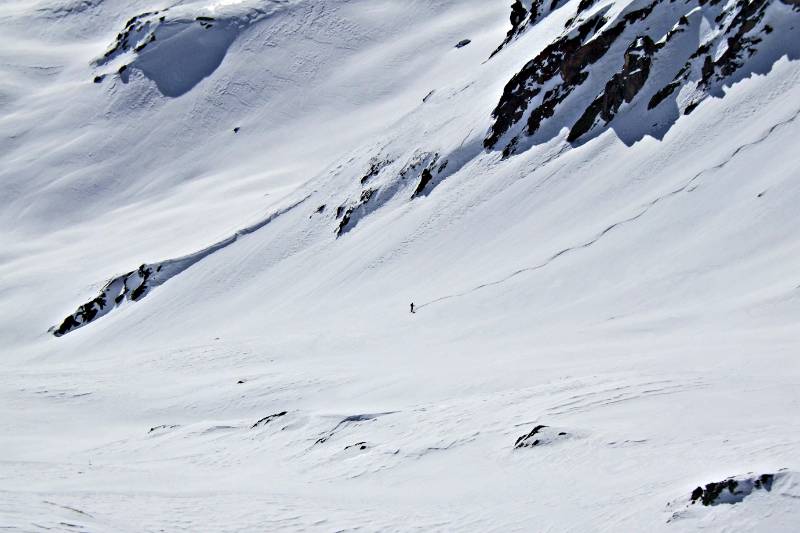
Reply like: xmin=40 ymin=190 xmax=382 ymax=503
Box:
xmin=2 ymin=0 xmax=800 ymax=530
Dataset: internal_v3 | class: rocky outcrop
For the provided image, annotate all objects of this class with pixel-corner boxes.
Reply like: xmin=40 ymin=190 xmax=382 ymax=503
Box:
xmin=51 ymin=264 xmax=156 ymax=337
xmin=51 ymin=197 xmax=308 ymax=337
xmin=568 ymin=36 xmax=657 ymax=141
xmin=486 ymin=0 xmax=795 ymax=152
xmin=334 ymin=150 xmax=445 ymax=236
xmin=91 ymin=4 xmax=293 ymax=96
xmin=485 ymin=11 xmax=624 ymax=150
xmin=336 ymin=188 xmax=377 ymax=236
xmin=690 ymin=473 xmax=776 ymax=506
xmin=514 ymin=424 xmax=570 ymax=448
xmin=96 ymin=10 xmax=166 ymax=65
xmin=666 ymin=470 xmax=791 ymax=522
xmin=251 ymin=411 xmax=288 ymax=429
xmin=491 ymin=0 xmax=572 ymax=57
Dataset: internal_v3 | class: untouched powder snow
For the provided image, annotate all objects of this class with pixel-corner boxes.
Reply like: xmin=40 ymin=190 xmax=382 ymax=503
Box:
xmin=1 ymin=0 xmax=800 ymax=530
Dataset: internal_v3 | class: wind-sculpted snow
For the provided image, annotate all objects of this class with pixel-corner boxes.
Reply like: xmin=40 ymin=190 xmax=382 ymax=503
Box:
xmin=3 ymin=0 xmax=800 ymax=529
xmin=93 ymin=1 xmax=296 ymax=96
xmin=51 ymin=196 xmax=308 ymax=336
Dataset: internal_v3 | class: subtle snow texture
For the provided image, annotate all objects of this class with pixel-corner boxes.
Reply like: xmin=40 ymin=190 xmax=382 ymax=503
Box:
xmin=1 ymin=0 xmax=800 ymax=530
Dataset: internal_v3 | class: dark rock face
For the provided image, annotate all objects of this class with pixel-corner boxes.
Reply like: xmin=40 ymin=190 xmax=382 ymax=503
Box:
xmin=514 ymin=424 xmax=570 ymax=448
xmin=491 ymin=0 xmax=533 ymax=57
xmin=414 ymin=168 xmax=434 ymax=197
xmin=485 ymin=11 xmax=620 ymax=149
xmin=51 ymin=263 xmax=155 ymax=337
xmin=360 ymin=158 xmax=392 ymax=185
xmin=568 ymin=36 xmax=657 ymax=141
xmin=515 ymin=424 xmax=548 ymax=448
xmin=690 ymin=473 xmax=777 ymax=506
xmin=336 ymin=187 xmax=379 ymax=236
xmin=98 ymin=10 xmax=163 ymax=63
xmin=455 ymin=39 xmax=472 ymax=48
xmin=411 ymin=153 xmax=444 ymax=198
xmin=485 ymin=0 xmax=796 ymax=153
xmin=251 ymin=411 xmax=288 ymax=429
xmin=93 ymin=8 xmax=244 ymax=97
xmin=148 ymin=424 xmax=179 ymax=434
xmin=335 ymin=151 xmax=443 ymax=236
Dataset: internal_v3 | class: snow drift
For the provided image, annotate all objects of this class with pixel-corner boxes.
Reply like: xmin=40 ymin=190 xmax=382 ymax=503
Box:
xmin=1 ymin=0 xmax=800 ymax=530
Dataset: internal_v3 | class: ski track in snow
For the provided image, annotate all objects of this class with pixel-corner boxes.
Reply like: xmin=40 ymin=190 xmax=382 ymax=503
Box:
xmin=2 ymin=0 xmax=800 ymax=529
xmin=418 ymin=107 xmax=800 ymax=311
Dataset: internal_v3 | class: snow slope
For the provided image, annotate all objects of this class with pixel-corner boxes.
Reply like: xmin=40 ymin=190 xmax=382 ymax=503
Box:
xmin=1 ymin=0 xmax=800 ymax=530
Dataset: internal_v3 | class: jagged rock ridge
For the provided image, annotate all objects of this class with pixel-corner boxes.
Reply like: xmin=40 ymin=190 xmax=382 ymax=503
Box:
xmin=486 ymin=0 xmax=799 ymax=153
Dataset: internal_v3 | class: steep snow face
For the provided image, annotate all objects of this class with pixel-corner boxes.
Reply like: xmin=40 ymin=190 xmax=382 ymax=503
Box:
xmin=2 ymin=0 xmax=800 ymax=530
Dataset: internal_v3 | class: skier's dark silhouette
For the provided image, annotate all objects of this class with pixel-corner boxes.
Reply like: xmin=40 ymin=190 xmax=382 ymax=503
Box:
xmin=410 ymin=302 xmax=415 ymax=314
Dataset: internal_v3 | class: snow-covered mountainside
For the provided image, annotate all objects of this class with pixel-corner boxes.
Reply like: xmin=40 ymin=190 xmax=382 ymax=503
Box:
xmin=2 ymin=0 xmax=800 ymax=529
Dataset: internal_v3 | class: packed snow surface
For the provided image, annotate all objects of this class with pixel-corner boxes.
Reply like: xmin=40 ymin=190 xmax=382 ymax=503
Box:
xmin=1 ymin=0 xmax=800 ymax=530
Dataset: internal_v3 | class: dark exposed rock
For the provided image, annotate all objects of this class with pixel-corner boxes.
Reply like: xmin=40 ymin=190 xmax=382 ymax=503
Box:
xmin=148 ymin=424 xmax=178 ymax=433
xmin=93 ymin=75 xmax=104 ymax=83
xmin=360 ymin=189 xmax=375 ymax=203
xmin=51 ymin=169 xmax=309 ymax=338
xmin=648 ymin=81 xmax=680 ymax=109
xmin=251 ymin=411 xmax=288 ymax=429
xmin=485 ymin=12 xmax=620 ymax=149
xmin=360 ymin=158 xmax=391 ymax=184
xmin=699 ymin=0 xmax=769 ymax=86
xmin=455 ymin=39 xmax=472 ymax=48
xmin=515 ymin=424 xmax=548 ymax=448
xmin=413 ymin=168 xmax=434 ymax=197
xmin=52 ymin=264 xmax=153 ymax=337
xmin=336 ymin=187 xmax=379 ymax=236
xmin=410 ymin=153 xmax=442 ymax=198
xmin=486 ymin=0 xmax=793 ymax=152
xmin=336 ymin=207 xmax=354 ymax=236
xmin=233 ymin=126 xmax=240 ymax=133
xmin=568 ymin=36 xmax=657 ymax=141
xmin=345 ymin=441 xmax=369 ymax=451
xmin=491 ymin=0 xmax=575 ymax=57
xmin=577 ymin=0 xmax=597 ymax=14
xmin=515 ymin=424 xmax=572 ymax=448
xmin=100 ymin=11 xmax=158 ymax=63
xmin=690 ymin=473 xmax=776 ymax=506
xmin=491 ymin=0 xmax=532 ymax=57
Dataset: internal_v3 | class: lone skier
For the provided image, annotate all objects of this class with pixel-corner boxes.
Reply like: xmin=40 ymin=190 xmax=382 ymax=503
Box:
xmin=410 ymin=302 xmax=415 ymax=314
